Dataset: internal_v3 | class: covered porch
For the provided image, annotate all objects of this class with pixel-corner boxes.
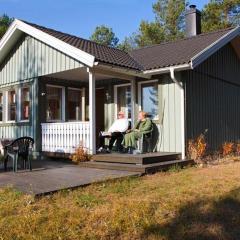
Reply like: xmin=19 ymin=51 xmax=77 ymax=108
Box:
xmin=37 ymin=62 xmax=185 ymax=160
xmin=39 ymin=65 xmax=141 ymax=155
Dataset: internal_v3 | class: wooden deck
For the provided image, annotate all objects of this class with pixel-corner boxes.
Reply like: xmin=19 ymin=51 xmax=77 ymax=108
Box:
xmin=92 ymin=152 xmax=181 ymax=164
xmin=81 ymin=152 xmax=194 ymax=174
xmin=0 ymin=159 xmax=139 ymax=196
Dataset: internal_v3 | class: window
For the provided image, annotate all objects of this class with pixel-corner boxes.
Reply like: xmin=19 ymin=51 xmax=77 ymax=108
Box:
xmin=68 ymin=89 xmax=82 ymax=121
xmin=8 ymin=90 xmax=16 ymax=121
xmin=116 ymin=85 xmax=131 ymax=119
xmin=46 ymin=86 xmax=63 ymax=121
xmin=21 ymin=87 xmax=30 ymax=121
xmin=0 ymin=93 xmax=3 ymax=122
xmin=140 ymin=82 xmax=159 ymax=120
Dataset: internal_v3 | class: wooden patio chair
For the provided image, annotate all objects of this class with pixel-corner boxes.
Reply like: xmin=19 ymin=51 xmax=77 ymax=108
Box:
xmin=4 ymin=137 xmax=34 ymax=172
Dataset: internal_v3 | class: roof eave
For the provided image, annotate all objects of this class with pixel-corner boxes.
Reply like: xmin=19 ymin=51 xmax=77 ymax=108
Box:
xmin=191 ymin=26 xmax=240 ymax=68
xmin=143 ymin=63 xmax=192 ymax=75
xmin=95 ymin=62 xmax=150 ymax=79
xmin=0 ymin=19 xmax=95 ymax=67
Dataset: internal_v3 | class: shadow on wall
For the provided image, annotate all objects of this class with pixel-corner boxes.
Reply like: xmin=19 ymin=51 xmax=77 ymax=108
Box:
xmin=141 ymin=188 xmax=240 ymax=240
xmin=151 ymin=123 xmax=160 ymax=152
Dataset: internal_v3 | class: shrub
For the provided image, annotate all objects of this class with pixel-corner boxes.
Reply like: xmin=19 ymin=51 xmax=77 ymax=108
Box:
xmin=70 ymin=146 xmax=92 ymax=164
xmin=188 ymin=132 xmax=208 ymax=161
xmin=236 ymin=143 xmax=240 ymax=156
xmin=222 ymin=142 xmax=235 ymax=157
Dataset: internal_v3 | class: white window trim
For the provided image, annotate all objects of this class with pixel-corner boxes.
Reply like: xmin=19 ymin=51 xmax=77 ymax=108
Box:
xmin=67 ymin=87 xmax=85 ymax=122
xmin=18 ymin=86 xmax=31 ymax=123
xmin=6 ymin=89 xmax=17 ymax=123
xmin=114 ymin=83 xmax=131 ymax=120
xmin=138 ymin=80 xmax=159 ymax=120
xmin=46 ymin=84 xmax=65 ymax=123
xmin=0 ymin=92 xmax=3 ymax=123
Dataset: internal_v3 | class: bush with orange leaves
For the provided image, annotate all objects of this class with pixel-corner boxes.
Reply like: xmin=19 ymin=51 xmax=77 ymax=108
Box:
xmin=188 ymin=132 xmax=208 ymax=161
xmin=222 ymin=142 xmax=235 ymax=157
xmin=236 ymin=143 xmax=240 ymax=156
xmin=70 ymin=145 xmax=92 ymax=164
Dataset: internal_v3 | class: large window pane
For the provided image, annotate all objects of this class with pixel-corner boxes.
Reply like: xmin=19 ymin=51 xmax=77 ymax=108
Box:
xmin=141 ymin=82 xmax=159 ymax=120
xmin=21 ymin=87 xmax=30 ymax=121
xmin=46 ymin=86 xmax=63 ymax=121
xmin=8 ymin=90 xmax=16 ymax=121
xmin=68 ymin=89 xmax=82 ymax=121
xmin=0 ymin=93 xmax=3 ymax=122
xmin=117 ymin=85 xmax=131 ymax=119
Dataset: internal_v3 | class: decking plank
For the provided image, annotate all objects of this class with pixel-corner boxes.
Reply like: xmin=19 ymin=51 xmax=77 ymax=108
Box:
xmin=81 ymin=159 xmax=194 ymax=174
xmin=92 ymin=152 xmax=181 ymax=164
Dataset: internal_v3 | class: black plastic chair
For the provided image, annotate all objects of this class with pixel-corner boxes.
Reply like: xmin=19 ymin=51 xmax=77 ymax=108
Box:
xmin=4 ymin=137 xmax=34 ymax=172
xmin=137 ymin=120 xmax=155 ymax=153
xmin=138 ymin=131 xmax=153 ymax=153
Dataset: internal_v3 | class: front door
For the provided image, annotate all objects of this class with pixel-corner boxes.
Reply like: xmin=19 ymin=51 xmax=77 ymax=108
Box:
xmin=96 ymin=88 xmax=105 ymax=147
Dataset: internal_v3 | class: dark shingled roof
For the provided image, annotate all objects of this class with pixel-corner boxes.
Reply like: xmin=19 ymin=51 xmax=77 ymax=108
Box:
xmin=22 ymin=20 xmax=236 ymax=72
xmin=22 ymin=21 xmax=143 ymax=71
xmin=130 ymin=27 xmax=235 ymax=70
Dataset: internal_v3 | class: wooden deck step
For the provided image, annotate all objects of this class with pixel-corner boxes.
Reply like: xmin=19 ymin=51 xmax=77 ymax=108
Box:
xmin=80 ymin=159 xmax=194 ymax=174
xmin=92 ymin=152 xmax=181 ymax=165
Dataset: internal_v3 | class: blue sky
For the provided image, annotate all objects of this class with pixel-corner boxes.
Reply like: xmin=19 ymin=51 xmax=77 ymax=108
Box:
xmin=0 ymin=0 xmax=209 ymax=41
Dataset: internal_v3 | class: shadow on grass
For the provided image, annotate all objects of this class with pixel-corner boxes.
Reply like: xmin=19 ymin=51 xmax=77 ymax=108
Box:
xmin=142 ymin=188 xmax=240 ymax=240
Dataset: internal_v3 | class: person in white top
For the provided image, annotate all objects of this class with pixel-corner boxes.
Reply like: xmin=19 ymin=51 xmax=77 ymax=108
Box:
xmin=98 ymin=111 xmax=129 ymax=153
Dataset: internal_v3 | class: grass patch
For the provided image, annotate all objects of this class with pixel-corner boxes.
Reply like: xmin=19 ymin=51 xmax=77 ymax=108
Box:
xmin=1 ymin=163 xmax=240 ymax=239
xmin=75 ymin=193 xmax=104 ymax=208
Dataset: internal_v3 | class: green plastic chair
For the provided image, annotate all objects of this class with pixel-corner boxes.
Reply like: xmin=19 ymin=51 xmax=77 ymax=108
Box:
xmin=4 ymin=137 xmax=34 ymax=172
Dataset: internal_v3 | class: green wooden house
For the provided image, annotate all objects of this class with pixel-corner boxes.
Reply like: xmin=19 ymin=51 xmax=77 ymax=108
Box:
xmin=1 ymin=5 xmax=240 ymax=160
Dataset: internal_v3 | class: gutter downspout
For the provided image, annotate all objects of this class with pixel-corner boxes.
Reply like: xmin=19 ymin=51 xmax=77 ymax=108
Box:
xmin=170 ymin=67 xmax=186 ymax=160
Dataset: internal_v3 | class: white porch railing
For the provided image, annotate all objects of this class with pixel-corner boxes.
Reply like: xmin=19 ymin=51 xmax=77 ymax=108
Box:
xmin=41 ymin=122 xmax=90 ymax=154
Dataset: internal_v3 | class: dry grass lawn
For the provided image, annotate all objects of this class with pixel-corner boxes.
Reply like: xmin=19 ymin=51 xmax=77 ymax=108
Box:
xmin=1 ymin=162 xmax=240 ymax=240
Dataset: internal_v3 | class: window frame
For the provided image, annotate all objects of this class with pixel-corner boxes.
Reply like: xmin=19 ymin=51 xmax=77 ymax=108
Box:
xmin=138 ymin=80 xmax=159 ymax=120
xmin=114 ymin=83 xmax=132 ymax=120
xmin=45 ymin=84 xmax=65 ymax=123
xmin=67 ymin=87 xmax=85 ymax=122
xmin=6 ymin=89 xmax=17 ymax=123
xmin=0 ymin=92 xmax=3 ymax=123
xmin=19 ymin=86 xmax=31 ymax=122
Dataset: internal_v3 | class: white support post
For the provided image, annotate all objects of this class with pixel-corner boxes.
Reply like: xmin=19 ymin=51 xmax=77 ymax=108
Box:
xmin=131 ymin=80 xmax=136 ymax=126
xmin=88 ymin=68 xmax=96 ymax=154
xmin=82 ymin=87 xmax=86 ymax=121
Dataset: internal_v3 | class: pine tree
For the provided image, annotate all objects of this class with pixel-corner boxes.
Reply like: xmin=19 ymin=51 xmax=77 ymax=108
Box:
xmin=202 ymin=0 xmax=240 ymax=32
xmin=0 ymin=14 xmax=13 ymax=39
xmin=90 ymin=25 xmax=119 ymax=47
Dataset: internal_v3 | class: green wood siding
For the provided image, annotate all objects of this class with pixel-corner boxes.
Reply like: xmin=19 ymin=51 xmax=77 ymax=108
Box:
xmin=103 ymin=77 xmax=182 ymax=153
xmin=0 ymin=34 xmax=83 ymax=154
xmin=158 ymin=75 xmax=182 ymax=152
xmin=0 ymin=124 xmax=33 ymax=139
xmin=185 ymin=43 xmax=240 ymax=150
xmin=0 ymin=34 xmax=83 ymax=87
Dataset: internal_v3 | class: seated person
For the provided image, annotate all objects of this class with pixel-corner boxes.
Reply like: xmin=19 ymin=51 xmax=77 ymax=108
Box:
xmin=98 ymin=111 xmax=129 ymax=153
xmin=122 ymin=111 xmax=153 ymax=154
